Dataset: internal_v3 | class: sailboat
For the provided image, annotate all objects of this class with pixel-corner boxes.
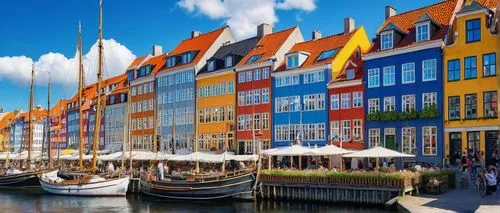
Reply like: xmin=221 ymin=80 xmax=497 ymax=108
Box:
xmin=39 ymin=0 xmax=130 ymax=196
xmin=0 ymin=64 xmax=43 ymax=188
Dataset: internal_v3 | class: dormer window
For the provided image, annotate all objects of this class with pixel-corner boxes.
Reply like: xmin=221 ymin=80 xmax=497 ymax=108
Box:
xmin=225 ymin=56 xmax=232 ymax=68
xmin=246 ymin=54 xmax=262 ymax=64
xmin=381 ymin=31 xmax=393 ymax=50
xmin=166 ymin=56 xmax=177 ymax=68
xmin=181 ymin=52 xmax=194 ymax=64
xmin=286 ymin=54 xmax=299 ymax=69
xmin=416 ymin=22 xmax=430 ymax=42
xmin=316 ymin=49 xmax=338 ymax=61
xmin=346 ymin=69 xmax=355 ymax=80
xmin=207 ymin=60 xmax=215 ymax=72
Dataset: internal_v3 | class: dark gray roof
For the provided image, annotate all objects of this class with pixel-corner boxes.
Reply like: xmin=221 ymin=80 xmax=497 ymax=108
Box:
xmin=458 ymin=0 xmax=490 ymax=14
xmin=210 ymin=37 xmax=260 ymax=60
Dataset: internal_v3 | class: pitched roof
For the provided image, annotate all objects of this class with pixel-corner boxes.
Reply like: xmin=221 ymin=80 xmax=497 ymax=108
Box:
xmin=369 ymin=0 xmax=459 ymax=53
xmin=159 ymin=27 xmax=228 ymax=73
xmin=474 ymin=0 xmax=499 ymax=9
xmin=49 ymin=99 xmax=68 ymax=117
xmin=329 ymin=58 xmax=364 ymax=84
xmin=127 ymin=55 xmax=149 ymax=70
xmin=275 ymin=28 xmax=359 ymax=72
xmin=140 ymin=53 xmax=167 ymax=75
xmin=236 ymin=26 xmax=298 ymax=66
xmin=198 ymin=36 xmax=261 ymax=75
xmin=0 ymin=112 xmax=15 ymax=130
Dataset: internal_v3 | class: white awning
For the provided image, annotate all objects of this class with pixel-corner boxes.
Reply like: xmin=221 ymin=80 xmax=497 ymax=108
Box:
xmin=266 ymin=145 xmax=316 ymax=156
xmin=169 ymin=152 xmax=224 ymax=163
xmin=343 ymin=146 xmax=415 ymax=158
xmin=310 ymin=144 xmax=354 ymax=156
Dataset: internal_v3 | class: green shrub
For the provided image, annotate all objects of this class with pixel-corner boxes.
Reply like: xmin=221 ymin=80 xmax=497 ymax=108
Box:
xmin=419 ymin=170 xmax=456 ymax=189
xmin=380 ymin=110 xmax=399 ymax=121
xmin=366 ymin=112 xmax=381 ymax=121
xmin=399 ymin=109 xmax=418 ymax=120
xmin=419 ymin=104 xmax=438 ymax=118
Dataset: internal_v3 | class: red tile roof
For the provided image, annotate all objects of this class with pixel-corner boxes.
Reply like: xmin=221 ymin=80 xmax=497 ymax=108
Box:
xmin=50 ymin=99 xmax=68 ymax=118
xmin=141 ymin=53 xmax=167 ymax=75
xmin=475 ymin=0 xmax=499 ymax=8
xmin=237 ymin=26 xmax=298 ymax=66
xmin=0 ymin=112 xmax=15 ymax=130
xmin=127 ymin=55 xmax=149 ymax=70
xmin=275 ymin=29 xmax=358 ymax=72
xmin=159 ymin=27 xmax=228 ymax=73
xmin=369 ymin=0 xmax=459 ymax=53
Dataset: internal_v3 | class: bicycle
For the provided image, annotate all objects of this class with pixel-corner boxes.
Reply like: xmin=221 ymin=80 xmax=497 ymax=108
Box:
xmin=476 ymin=173 xmax=487 ymax=197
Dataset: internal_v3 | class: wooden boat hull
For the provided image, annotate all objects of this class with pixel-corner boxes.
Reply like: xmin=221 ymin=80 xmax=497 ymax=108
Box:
xmin=140 ymin=172 xmax=255 ymax=200
xmin=39 ymin=171 xmax=130 ymax=196
xmin=0 ymin=172 xmax=41 ymax=189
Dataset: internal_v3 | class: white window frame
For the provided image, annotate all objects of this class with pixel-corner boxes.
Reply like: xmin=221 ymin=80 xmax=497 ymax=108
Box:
xmin=402 ymin=63 xmax=415 ymax=84
xmin=380 ymin=31 xmax=394 ymax=50
xmin=352 ymin=92 xmax=363 ymax=108
xmin=369 ymin=128 xmax=381 ymax=147
xmin=331 ymin=94 xmax=339 ymax=110
xmin=341 ymin=93 xmax=351 ymax=109
xmin=422 ymin=92 xmax=437 ymax=109
xmin=341 ymin=120 xmax=351 ymax=141
xmin=353 ymin=119 xmax=362 ymax=141
xmin=416 ymin=22 xmax=430 ymax=42
xmin=368 ymin=98 xmax=380 ymax=113
xmin=368 ymin=68 xmax=380 ymax=88
xmin=330 ymin=121 xmax=339 ymax=141
xmin=422 ymin=59 xmax=437 ymax=82
xmin=286 ymin=53 xmax=299 ymax=69
xmin=402 ymin=127 xmax=416 ymax=155
xmin=402 ymin=94 xmax=416 ymax=112
xmin=383 ymin=96 xmax=396 ymax=112
xmin=383 ymin=66 xmax=395 ymax=86
xmin=422 ymin=126 xmax=437 ymax=156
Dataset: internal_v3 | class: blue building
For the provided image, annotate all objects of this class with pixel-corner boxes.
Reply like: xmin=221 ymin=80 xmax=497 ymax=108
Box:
xmin=65 ymin=104 xmax=80 ymax=150
xmin=155 ymin=27 xmax=234 ymax=153
xmin=362 ymin=2 xmax=460 ymax=167
xmin=271 ymin=23 xmax=367 ymax=148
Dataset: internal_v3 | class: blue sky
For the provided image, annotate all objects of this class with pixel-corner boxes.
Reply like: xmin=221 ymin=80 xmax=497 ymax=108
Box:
xmin=0 ymin=0 xmax=439 ymax=112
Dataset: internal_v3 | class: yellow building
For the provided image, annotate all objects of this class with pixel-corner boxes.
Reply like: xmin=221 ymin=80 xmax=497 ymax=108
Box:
xmin=443 ymin=0 xmax=499 ymax=165
xmin=196 ymin=37 xmax=261 ymax=152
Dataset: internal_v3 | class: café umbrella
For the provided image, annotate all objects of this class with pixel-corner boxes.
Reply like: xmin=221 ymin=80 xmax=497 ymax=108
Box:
xmin=342 ymin=146 xmax=415 ymax=169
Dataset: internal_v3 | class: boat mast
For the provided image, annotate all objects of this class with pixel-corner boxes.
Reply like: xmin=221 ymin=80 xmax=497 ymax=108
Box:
xmin=128 ymin=86 xmax=133 ymax=175
xmin=27 ymin=64 xmax=35 ymax=170
xmin=77 ymin=22 xmax=85 ymax=170
xmin=171 ymin=100 xmax=176 ymax=154
xmin=91 ymin=0 xmax=104 ymax=173
xmin=46 ymin=71 xmax=51 ymax=167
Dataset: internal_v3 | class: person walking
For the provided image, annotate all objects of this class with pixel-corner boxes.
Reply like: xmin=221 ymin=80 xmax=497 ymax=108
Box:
xmin=485 ymin=168 xmax=497 ymax=195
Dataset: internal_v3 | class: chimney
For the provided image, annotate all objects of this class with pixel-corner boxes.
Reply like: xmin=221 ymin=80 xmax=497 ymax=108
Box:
xmin=312 ymin=30 xmax=322 ymax=40
xmin=191 ymin=31 xmax=201 ymax=38
xmin=152 ymin=45 xmax=162 ymax=56
xmin=257 ymin=23 xmax=273 ymax=37
xmin=344 ymin=18 xmax=355 ymax=34
xmin=385 ymin=6 xmax=396 ymax=20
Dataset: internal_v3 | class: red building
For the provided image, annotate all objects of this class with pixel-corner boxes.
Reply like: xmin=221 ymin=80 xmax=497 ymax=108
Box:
xmin=328 ymin=58 xmax=365 ymax=150
xmin=235 ymin=24 xmax=303 ymax=154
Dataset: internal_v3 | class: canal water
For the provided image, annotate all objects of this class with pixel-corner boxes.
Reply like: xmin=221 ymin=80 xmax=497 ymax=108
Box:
xmin=0 ymin=190 xmax=398 ymax=213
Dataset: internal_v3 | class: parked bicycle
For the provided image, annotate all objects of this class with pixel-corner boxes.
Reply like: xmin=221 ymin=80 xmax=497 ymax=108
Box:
xmin=476 ymin=170 xmax=487 ymax=197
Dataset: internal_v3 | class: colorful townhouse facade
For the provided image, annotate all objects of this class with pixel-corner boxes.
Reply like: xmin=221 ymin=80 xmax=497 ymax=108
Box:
xmin=195 ymin=36 xmax=260 ymax=152
xmin=443 ymin=0 xmax=499 ymax=165
xmin=235 ymin=24 xmax=304 ymax=154
xmin=49 ymin=99 xmax=67 ymax=156
xmin=156 ymin=27 xmax=234 ymax=154
xmin=272 ymin=20 xmax=371 ymax=149
xmin=104 ymin=77 xmax=129 ymax=152
xmin=10 ymin=107 xmax=48 ymax=153
xmin=127 ymin=52 xmax=164 ymax=151
xmin=0 ymin=111 xmax=16 ymax=151
xmin=362 ymin=0 xmax=463 ymax=167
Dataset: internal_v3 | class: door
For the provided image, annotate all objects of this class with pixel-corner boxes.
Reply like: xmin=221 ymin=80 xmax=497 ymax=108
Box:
xmin=485 ymin=131 xmax=499 ymax=161
xmin=238 ymin=141 xmax=245 ymax=155
xmin=384 ymin=128 xmax=396 ymax=150
xmin=449 ymin=132 xmax=462 ymax=166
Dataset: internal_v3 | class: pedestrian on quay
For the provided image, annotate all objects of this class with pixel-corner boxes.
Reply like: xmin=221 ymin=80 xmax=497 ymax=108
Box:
xmin=485 ymin=167 xmax=497 ymax=195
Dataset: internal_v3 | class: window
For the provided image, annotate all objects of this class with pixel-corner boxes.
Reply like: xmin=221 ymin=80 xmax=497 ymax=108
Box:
xmin=402 ymin=127 xmax=416 ymax=154
xmin=447 ymin=59 xmax=460 ymax=81
xmin=352 ymin=92 xmax=363 ymax=108
xmin=254 ymin=89 xmax=260 ymax=104
xmin=303 ymin=71 xmax=324 ymax=84
xmin=422 ymin=92 xmax=437 ymax=108
xmin=416 ymin=23 xmax=429 ymax=42
xmin=138 ymin=85 xmax=143 ymax=95
xmin=341 ymin=93 xmax=351 ymax=109
xmin=368 ymin=98 xmax=380 ymax=113
xmin=483 ymin=53 xmax=496 ymax=77
xmin=131 ymin=103 xmax=136 ymax=113
xmin=262 ymin=113 xmax=269 ymax=129
xmin=402 ymin=63 xmax=415 ymax=84
xmin=466 ymin=19 xmax=480 ymax=43
xmin=467 ymin=131 xmax=480 ymax=153
xmin=353 ymin=120 xmax=362 ymax=141
xmin=238 ymin=92 xmax=245 ymax=106
xmin=422 ymin=126 xmax=437 ymax=155
xmin=137 ymin=102 xmax=142 ymax=112
xmin=287 ymin=54 xmax=299 ymax=68
xmin=238 ymin=72 xmax=245 ymax=83
xmin=246 ymin=71 xmax=252 ymax=82
xmin=303 ymin=93 xmax=325 ymax=111
xmin=137 ymin=118 xmax=142 ymax=130
xmin=253 ymin=114 xmax=261 ymax=130
xmin=448 ymin=96 xmax=460 ymax=120
xmin=237 ymin=115 xmax=244 ymax=131
xmin=262 ymin=88 xmax=269 ymax=104
xmin=381 ymin=31 xmax=393 ymax=50
xmin=341 ymin=120 xmax=351 ymax=141
xmin=484 ymin=91 xmax=497 ymax=118
xmin=369 ymin=129 xmax=380 ymax=147
xmin=181 ymin=52 xmax=193 ymax=64
xmin=316 ymin=49 xmax=337 ymax=61
xmin=464 ymin=56 xmax=477 ymax=79
xmin=422 ymin=59 xmax=437 ymax=81
xmin=225 ymin=56 xmax=232 ymax=68
xmin=368 ymin=68 xmax=380 ymax=88
xmin=465 ymin=94 xmax=477 ymax=119
xmin=383 ymin=66 xmax=395 ymax=86
xmin=275 ymin=75 xmax=299 ymax=87
xmin=228 ymin=81 xmax=234 ymax=94
xmin=331 ymin=94 xmax=339 ymax=110
xmin=220 ymin=83 xmax=226 ymax=95
xmin=384 ymin=96 xmax=395 ymax=112
xmin=246 ymin=90 xmax=253 ymax=105
xmin=167 ymin=56 xmax=177 ymax=68
xmin=205 ymin=86 xmax=211 ymax=97
xmin=246 ymin=54 xmax=262 ymax=64
xmin=245 ymin=115 xmax=252 ymax=130
xmin=402 ymin=95 xmax=415 ymax=112
xmin=330 ymin=121 xmax=339 ymax=141
xmin=262 ymin=67 xmax=270 ymax=79
xmin=212 ymin=85 xmax=219 ymax=96
xmin=207 ymin=60 xmax=215 ymax=71
xmin=131 ymin=87 xmax=136 ymax=96
xmin=254 ymin=69 xmax=261 ymax=80
xmin=346 ymin=69 xmax=355 ymax=80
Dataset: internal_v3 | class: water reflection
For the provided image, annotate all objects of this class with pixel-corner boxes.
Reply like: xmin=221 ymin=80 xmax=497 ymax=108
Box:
xmin=0 ymin=190 xmax=396 ymax=213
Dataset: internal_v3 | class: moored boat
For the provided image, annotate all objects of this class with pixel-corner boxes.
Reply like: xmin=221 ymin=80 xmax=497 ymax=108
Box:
xmin=40 ymin=170 xmax=129 ymax=196
xmin=140 ymin=170 xmax=255 ymax=200
xmin=0 ymin=171 xmax=41 ymax=188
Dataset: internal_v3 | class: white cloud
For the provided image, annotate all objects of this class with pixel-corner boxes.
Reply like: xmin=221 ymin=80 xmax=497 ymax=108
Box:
xmin=0 ymin=39 xmax=135 ymax=87
xmin=177 ymin=0 xmax=316 ymax=40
